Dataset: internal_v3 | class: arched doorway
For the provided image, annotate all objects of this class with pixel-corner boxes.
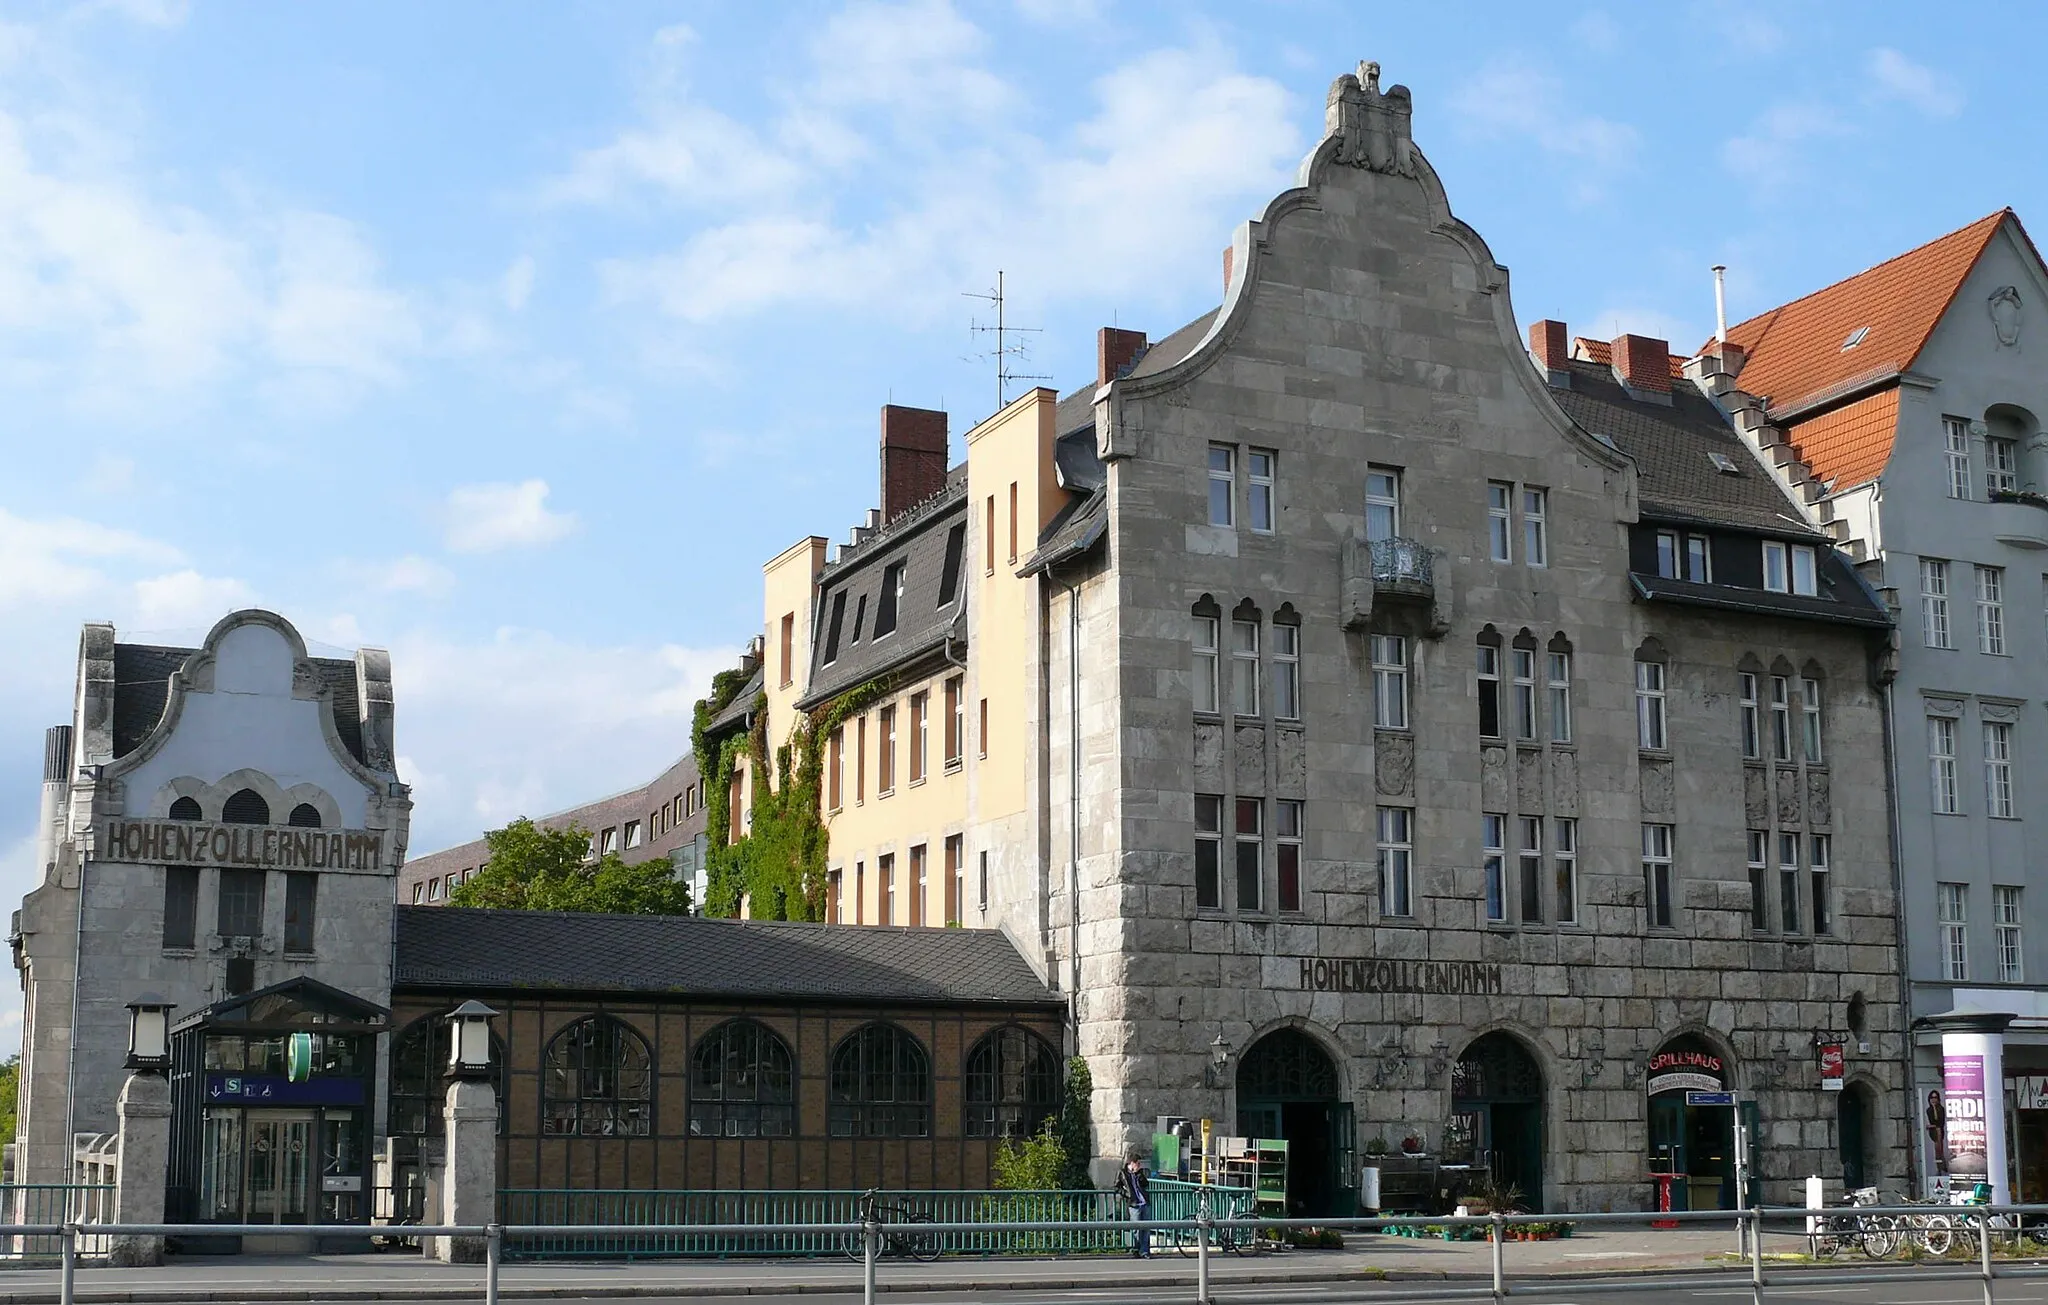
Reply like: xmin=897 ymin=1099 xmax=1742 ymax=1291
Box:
xmin=1838 ymin=1083 xmax=1875 ymax=1192
xmin=1449 ymin=1033 xmax=1544 ymax=1211
xmin=1647 ymin=1033 xmax=1738 ymax=1209
xmin=1237 ymin=1029 xmax=1353 ymax=1216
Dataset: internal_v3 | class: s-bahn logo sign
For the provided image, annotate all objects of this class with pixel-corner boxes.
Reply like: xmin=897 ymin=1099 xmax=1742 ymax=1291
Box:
xmin=102 ymin=819 xmax=384 ymax=871
xmin=1289 ymin=956 xmax=1504 ymax=996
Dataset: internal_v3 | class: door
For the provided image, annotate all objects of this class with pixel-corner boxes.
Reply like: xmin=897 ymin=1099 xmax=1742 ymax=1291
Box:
xmin=1649 ymin=1096 xmax=1686 ymax=1207
xmin=245 ymin=1112 xmax=315 ymax=1224
xmin=1839 ymin=1090 xmax=1868 ymax=1192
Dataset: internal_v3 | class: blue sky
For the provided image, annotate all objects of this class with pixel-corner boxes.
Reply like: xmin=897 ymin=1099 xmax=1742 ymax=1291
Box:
xmin=0 ymin=1 xmax=2027 ymax=1028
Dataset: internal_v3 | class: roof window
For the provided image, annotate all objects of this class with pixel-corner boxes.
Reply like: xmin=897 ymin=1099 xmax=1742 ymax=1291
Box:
xmin=874 ymin=561 xmax=905 ymax=638
xmin=1707 ymin=452 xmax=1741 ymax=475
xmin=1840 ymin=326 xmax=1871 ymax=351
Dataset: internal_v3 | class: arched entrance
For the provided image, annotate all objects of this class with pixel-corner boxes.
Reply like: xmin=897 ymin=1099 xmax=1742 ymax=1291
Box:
xmin=1448 ymin=1033 xmax=1544 ymax=1211
xmin=1647 ymin=1034 xmax=1738 ymax=1209
xmin=1237 ymin=1029 xmax=1354 ymax=1216
xmin=1838 ymin=1083 xmax=1875 ymax=1191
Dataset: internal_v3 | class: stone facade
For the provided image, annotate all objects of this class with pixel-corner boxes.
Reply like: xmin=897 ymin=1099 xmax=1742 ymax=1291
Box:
xmin=1029 ymin=64 xmax=1906 ymax=1211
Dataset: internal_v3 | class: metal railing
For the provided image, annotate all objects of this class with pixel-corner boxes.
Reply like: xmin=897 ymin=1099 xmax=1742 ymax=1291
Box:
xmin=1369 ymin=536 xmax=1433 ymax=588
xmin=0 ymin=1186 xmax=113 ymax=1259
xmin=30 ymin=1201 xmax=2048 ymax=1305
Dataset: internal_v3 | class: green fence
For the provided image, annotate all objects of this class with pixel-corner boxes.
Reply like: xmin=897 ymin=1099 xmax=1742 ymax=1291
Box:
xmin=0 ymin=1185 xmax=116 ymax=1259
xmin=499 ymin=1186 xmax=1197 ymax=1259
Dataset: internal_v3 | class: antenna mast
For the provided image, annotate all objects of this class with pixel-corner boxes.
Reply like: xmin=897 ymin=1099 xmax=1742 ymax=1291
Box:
xmin=965 ymin=271 xmax=1048 ymax=412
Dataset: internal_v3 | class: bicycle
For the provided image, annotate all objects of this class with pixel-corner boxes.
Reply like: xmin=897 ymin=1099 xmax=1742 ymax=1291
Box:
xmin=842 ymin=1188 xmax=942 ymax=1263
xmin=1895 ymin=1197 xmax=1957 ymax=1256
xmin=1810 ymin=1187 xmax=1900 ymax=1259
xmin=1166 ymin=1189 xmax=1254 ymax=1257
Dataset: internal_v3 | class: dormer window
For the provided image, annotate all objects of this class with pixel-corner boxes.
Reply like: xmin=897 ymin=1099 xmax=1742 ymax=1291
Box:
xmin=1763 ymin=541 xmax=1819 ymax=597
xmin=1655 ymin=531 xmax=1681 ymax=579
xmin=1841 ymin=326 xmax=1871 ymax=350
xmin=874 ymin=561 xmax=906 ymax=638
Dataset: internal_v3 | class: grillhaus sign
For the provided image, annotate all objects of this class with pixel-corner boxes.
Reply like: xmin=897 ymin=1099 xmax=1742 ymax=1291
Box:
xmin=1290 ymin=956 xmax=1504 ymax=996
xmin=102 ymin=819 xmax=384 ymax=871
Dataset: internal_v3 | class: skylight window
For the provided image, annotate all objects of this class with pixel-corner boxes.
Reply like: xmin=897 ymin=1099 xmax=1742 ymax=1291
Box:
xmin=1841 ymin=326 xmax=1871 ymax=351
xmin=1707 ymin=452 xmax=1741 ymax=475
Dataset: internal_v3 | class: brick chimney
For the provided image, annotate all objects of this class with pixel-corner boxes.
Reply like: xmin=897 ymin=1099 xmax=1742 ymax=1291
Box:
xmin=1098 ymin=327 xmax=1148 ymax=387
xmin=1530 ymin=320 xmax=1570 ymax=386
xmin=1612 ymin=333 xmax=1673 ymax=403
xmin=1223 ymin=246 xmax=1235 ymax=293
xmin=879 ymin=405 xmax=949 ymax=523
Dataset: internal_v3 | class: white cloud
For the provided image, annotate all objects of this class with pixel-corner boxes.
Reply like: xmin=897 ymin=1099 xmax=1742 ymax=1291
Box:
xmin=336 ymin=554 xmax=457 ymax=597
xmin=1452 ymin=58 xmax=1639 ymax=174
xmin=1571 ymin=12 xmax=1622 ymax=54
xmin=133 ymin=569 xmax=255 ymax=627
xmin=0 ymin=505 xmax=183 ymax=606
xmin=1866 ymin=48 xmax=1962 ymax=119
xmin=809 ymin=0 xmax=1011 ymax=119
xmin=1014 ymin=0 xmax=1100 ymax=23
xmin=1721 ymin=101 xmax=1852 ymax=189
xmin=500 ymin=255 xmax=535 ymax=311
xmin=261 ymin=211 xmax=420 ymax=384
xmin=442 ymin=479 xmax=577 ymax=554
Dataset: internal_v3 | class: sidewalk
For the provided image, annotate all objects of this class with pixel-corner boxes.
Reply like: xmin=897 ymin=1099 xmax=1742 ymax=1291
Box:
xmin=0 ymin=1227 xmax=1806 ymax=1304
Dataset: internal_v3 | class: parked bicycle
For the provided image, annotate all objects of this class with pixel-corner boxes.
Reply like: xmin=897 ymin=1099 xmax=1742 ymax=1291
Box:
xmin=1165 ymin=1188 xmax=1256 ymax=1257
xmin=842 ymin=1188 xmax=942 ymax=1263
xmin=1811 ymin=1187 xmax=1900 ymax=1259
xmin=1895 ymin=1196 xmax=1957 ymax=1256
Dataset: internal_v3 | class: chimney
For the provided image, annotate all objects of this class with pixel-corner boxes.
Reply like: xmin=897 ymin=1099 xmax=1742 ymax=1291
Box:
xmin=879 ymin=405 xmax=949 ymax=523
xmin=1713 ymin=265 xmax=1729 ymax=344
xmin=1223 ymin=246 xmax=1235 ymax=293
xmin=1529 ymin=320 xmax=1570 ymax=386
xmin=1098 ymin=327 xmax=1148 ymax=387
xmin=1612 ymin=333 xmax=1673 ymax=403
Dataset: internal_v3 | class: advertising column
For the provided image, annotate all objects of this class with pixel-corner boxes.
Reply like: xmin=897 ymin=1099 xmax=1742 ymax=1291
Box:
xmin=1931 ymin=1009 xmax=2016 ymax=1206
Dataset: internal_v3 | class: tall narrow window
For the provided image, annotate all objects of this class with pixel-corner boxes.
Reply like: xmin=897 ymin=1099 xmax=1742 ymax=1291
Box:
xmin=1769 ymin=675 xmax=1793 ymax=762
xmin=879 ymin=705 xmax=897 ymax=795
xmin=1984 ymin=721 xmax=2015 ymax=819
xmin=909 ymin=843 xmax=927 ymax=927
xmin=1738 ymin=673 xmax=1761 ymax=760
xmin=1376 ymin=807 xmax=1413 ymax=918
xmin=856 ymin=716 xmax=868 ymax=802
xmin=1476 ymin=644 xmax=1501 ymax=738
xmin=978 ymin=698 xmax=988 ymax=760
xmin=977 ymin=850 xmax=989 ymax=912
xmin=1810 ymin=834 xmax=1832 ymax=936
xmin=1642 ymin=824 xmax=1674 ymax=929
xmin=1930 ymin=716 xmax=1960 ymax=813
xmin=1762 ymin=540 xmax=1790 ymax=593
xmin=1008 ymin=481 xmax=1018 ymax=564
xmin=284 ymin=872 xmax=317 ymax=953
xmin=1938 ymin=882 xmax=1968 ymax=981
xmin=1553 ymin=817 xmax=1577 ymax=926
xmin=874 ymin=561 xmax=905 ymax=638
xmin=1801 ymin=677 xmax=1824 ymax=764
xmin=1777 ymin=831 xmax=1801 ymax=935
xmin=1945 ymin=416 xmax=1973 ymax=500
xmin=1989 ymin=436 xmax=2019 ymax=496
xmin=1248 ymin=449 xmax=1276 ymax=533
xmin=1996 ymin=885 xmax=2024 ymax=983
xmin=1372 ymin=635 xmax=1408 ymax=730
xmin=1276 ymin=800 xmax=1303 ymax=912
xmin=1517 ymin=816 xmax=1543 ymax=924
xmin=1272 ymin=621 xmax=1300 ymax=720
xmin=1545 ymin=647 xmax=1570 ymax=741
xmin=985 ymin=495 xmax=996 ymax=574
xmin=1685 ymin=535 xmax=1712 ymax=583
xmin=828 ymin=727 xmax=845 ymax=811
xmin=945 ymin=835 xmax=963 ymax=924
xmin=1231 ymin=618 xmax=1261 ymax=716
xmin=1511 ymin=647 xmax=1537 ymax=741
xmin=1365 ymin=468 xmax=1400 ymax=542
xmin=1192 ymin=616 xmax=1220 ymax=714
xmin=855 ymin=861 xmax=865 ymax=925
xmin=1635 ymin=660 xmax=1667 ymax=750
xmin=1234 ymin=798 xmax=1262 ymax=912
xmin=217 ymin=868 xmax=265 ymax=938
xmin=1522 ymin=488 xmax=1548 ymax=567
xmin=829 ymin=868 xmax=843 ymax=923
xmin=163 ymin=867 xmax=199 ymax=950
xmin=1655 ymin=530 xmax=1680 ymax=579
xmin=1487 ymin=483 xmax=1512 ymax=562
xmin=1208 ymin=446 xmax=1235 ymax=527
xmin=1746 ymin=831 xmax=1769 ymax=931
xmin=1922 ymin=559 xmax=1953 ymax=648
xmin=1791 ymin=545 xmax=1817 ymax=597
xmin=880 ymin=853 xmax=896 ymax=925
xmin=938 ymin=523 xmax=965 ymax=607
xmin=909 ymin=691 xmax=929 ymax=784
xmin=1977 ymin=565 xmax=2007 ymax=655
xmin=944 ymin=676 xmax=964 ymax=768
xmin=823 ymin=592 xmax=847 ymax=666
xmin=778 ymin=612 xmax=794 ymax=688
xmin=1482 ymin=814 xmax=1506 ymax=924
xmin=1195 ymin=795 xmax=1223 ymax=911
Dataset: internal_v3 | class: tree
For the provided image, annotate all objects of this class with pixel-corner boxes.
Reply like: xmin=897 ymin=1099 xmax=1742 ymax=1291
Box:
xmin=1057 ymin=1055 xmax=1094 ymax=1189
xmin=447 ymin=818 xmax=692 ymax=916
xmin=0 ymin=1056 xmax=17 ymax=1145
xmin=992 ymin=1119 xmax=1067 ymax=1191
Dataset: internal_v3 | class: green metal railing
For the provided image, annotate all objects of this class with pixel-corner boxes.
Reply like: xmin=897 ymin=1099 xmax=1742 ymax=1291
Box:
xmin=0 ymin=1186 xmax=115 ymax=1259
xmin=499 ymin=1186 xmax=1225 ymax=1259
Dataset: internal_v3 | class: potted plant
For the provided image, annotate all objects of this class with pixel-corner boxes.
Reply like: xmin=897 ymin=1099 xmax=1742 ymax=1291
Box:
xmin=1401 ymin=1134 xmax=1423 ymax=1154
xmin=1365 ymin=1134 xmax=1389 ymax=1156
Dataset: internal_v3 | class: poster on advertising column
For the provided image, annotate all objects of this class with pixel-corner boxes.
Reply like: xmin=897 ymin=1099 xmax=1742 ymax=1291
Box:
xmin=1944 ymin=1054 xmax=1989 ymax=1181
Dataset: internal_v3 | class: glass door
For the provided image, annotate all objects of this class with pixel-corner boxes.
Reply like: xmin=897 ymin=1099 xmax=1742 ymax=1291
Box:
xmin=245 ymin=1112 xmax=315 ymax=1224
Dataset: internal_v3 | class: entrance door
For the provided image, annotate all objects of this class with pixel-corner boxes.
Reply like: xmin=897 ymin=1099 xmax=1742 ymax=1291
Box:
xmin=1839 ymin=1088 xmax=1869 ymax=1191
xmin=203 ymin=1110 xmax=315 ymax=1224
xmin=1451 ymin=1033 xmax=1546 ymax=1211
xmin=1236 ymin=1030 xmax=1347 ymax=1216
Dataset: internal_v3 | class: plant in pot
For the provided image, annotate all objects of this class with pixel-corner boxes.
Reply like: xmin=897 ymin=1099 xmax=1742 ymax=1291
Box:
xmin=1401 ymin=1134 xmax=1423 ymax=1154
xmin=1365 ymin=1134 xmax=1389 ymax=1157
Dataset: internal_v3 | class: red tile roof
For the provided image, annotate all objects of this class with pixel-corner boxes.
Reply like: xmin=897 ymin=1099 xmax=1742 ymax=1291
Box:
xmin=1782 ymin=389 xmax=1901 ymax=492
xmin=1572 ymin=337 xmax=1686 ymax=378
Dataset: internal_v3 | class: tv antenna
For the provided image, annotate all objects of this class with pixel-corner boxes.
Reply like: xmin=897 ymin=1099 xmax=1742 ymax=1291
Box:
xmin=964 ymin=271 xmax=1048 ymax=412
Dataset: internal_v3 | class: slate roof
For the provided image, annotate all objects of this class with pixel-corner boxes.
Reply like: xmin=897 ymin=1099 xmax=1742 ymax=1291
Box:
xmin=392 ymin=906 xmax=1061 ymax=1007
xmin=1628 ymin=572 xmax=1892 ymax=629
xmin=798 ymin=486 xmax=968 ymax=709
xmin=112 ymin=642 xmax=366 ymax=764
xmin=1128 ymin=308 xmax=1218 ymax=381
xmin=702 ymin=666 xmax=765 ymax=737
xmin=1549 ymin=360 xmax=1824 ymax=538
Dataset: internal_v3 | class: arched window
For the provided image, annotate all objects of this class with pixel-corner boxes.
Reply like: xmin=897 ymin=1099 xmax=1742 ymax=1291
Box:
xmin=388 ymin=1015 xmax=508 ymax=1137
xmin=168 ymin=796 xmax=202 ymax=821
xmin=964 ymin=1026 xmax=1059 ymax=1139
xmin=829 ymin=1023 xmax=930 ymax=1138
xmin=689 ymin=1019 xmax=795 ymax=1138
xmin=287 ymin=803 xmax=322 ymax=829
xmin=221 ymin=789 xmax=270 ymax=825
xmin=542 ymin=1016 xmax=653 ymax=1137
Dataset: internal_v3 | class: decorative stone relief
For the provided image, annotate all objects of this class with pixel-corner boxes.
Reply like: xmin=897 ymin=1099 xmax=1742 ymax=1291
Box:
xmin=1990 ymin=285 xmax=2023 ymax=347
xmin=1744 ymin=767 xmax=1770 ymax=827
xmin=1480 ymin=746 xmax=1508 ymax=811
xmin=1806 ymin=771 xmax=1832 ymax=829
xmin=1639 ymin=757 xmax=1673 ymax=814
xmin=1234 ymin=725 xmax=1266 ymax=795
xmin=1193 ymin=723 xmax=1225 ymax=788
xmin=1550 ymin=750 xmax=1579 ymax=816
xmin=1981 ymin=700 xmax=2023 ymax=724
xmin=1776 ymin=767 xmax=1802 ymax=825
xmin=1325 ymin=60 xmax=1415 ymax=176
xmin=1275 ymin=727 xmax=1307 ymax=796
xmin=1375 ymin=731 xmax=1414 ymax=798
xmin=1516 ymin=748 xmax=1543 ymax=811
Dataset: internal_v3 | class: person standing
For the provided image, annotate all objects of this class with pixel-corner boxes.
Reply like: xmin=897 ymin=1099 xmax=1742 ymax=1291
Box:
xmin=1115 ymin=1151 xmax=1152 ymax=1258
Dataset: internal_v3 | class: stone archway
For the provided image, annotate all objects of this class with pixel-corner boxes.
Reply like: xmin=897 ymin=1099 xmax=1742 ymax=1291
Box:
xmin=1449 ymin=1032 xmax=1545 ymax=1211
xmin=1236 ymin=1028 xmax=1351 ymax=1217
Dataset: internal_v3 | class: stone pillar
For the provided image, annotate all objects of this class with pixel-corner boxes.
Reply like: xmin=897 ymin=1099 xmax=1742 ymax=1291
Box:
xmin=1932 ymin=1008 xmax=2016 ymax=1206
xmin=109 ymin=1072 xmax=171 ymax=1267
xmin=429 ymin=1077 xmax=497 ymax=1263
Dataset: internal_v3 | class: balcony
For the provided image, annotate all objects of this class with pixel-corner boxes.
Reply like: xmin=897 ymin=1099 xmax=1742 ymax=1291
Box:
xmin=1343 ymin=533 xmax=1446 ymax=636
xmin=1370 ymin=537 xmax=1434 ymax=592
xmin=1986 ymin=492 xmax=2048 ymax=551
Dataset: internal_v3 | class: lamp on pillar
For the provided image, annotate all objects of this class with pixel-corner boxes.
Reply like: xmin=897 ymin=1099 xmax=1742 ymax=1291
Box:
xmin=125 ymin=994 xmax=173 ymax=1073
xmin=1204 ymin=1034 xmax=1232 ymax=1089
xmin=446 ymin=1000 xmax=498 ymax=1080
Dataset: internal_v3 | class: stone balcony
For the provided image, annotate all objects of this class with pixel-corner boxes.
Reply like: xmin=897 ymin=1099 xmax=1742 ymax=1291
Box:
xmin=1344 ymin=534 xmax=1449 ymax=637
xmin=1986 ymin=493 xmax=2048 ymax=551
